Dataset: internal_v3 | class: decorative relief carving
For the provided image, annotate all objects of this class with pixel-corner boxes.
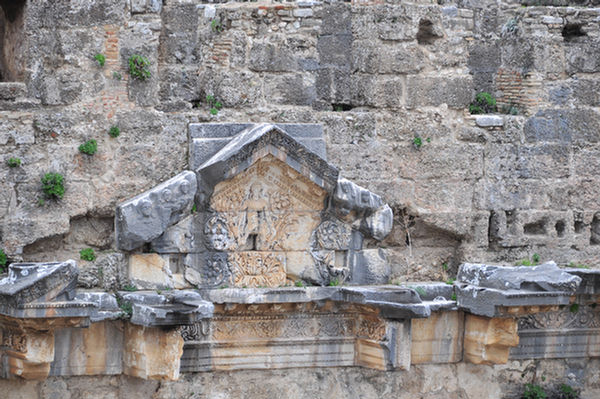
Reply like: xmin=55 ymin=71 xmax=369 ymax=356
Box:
xmin=180 ymin=320 xmax=211 ymax=342
xmin=0 ymin=327 xmax=27 ymax=352
xmin=204 ymin=215 xmax=236 ymax=251
xmin=228 ymin=252 xmax=286 ymax=288
xmin=518 ymin=307 xmax=600 ymax=330
xmin=202 ymin=253 xmax=232 ymax=287
xmin=210 ymin=313 xmax=357 ymax=341
xmin=210 ymin=155 xmax=326 ymax=212
xmin=357 ymin=318 xmax=387 ymax=341
xmin=315 ymin=221 xmax=352 ymax=250
xmin=313 ymin=250 xmax=349 ymax=285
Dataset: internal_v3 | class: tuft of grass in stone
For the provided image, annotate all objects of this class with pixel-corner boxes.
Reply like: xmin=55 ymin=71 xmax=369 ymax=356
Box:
xmin=79 ymin=139 xmax=98 ymax=155
xmin=295 ymin=280 xmax=304 ymax=287
xmin=123 ymin=284 xmax=138 ymax=292
xmin=109 ymin=126 xmax=120 ymax=138
xmin=41 ymin=172 xmax=65 ymax=199
xmin=7 ymin=157 xmax=21 ymax=167
xmin=568 ymin=262 xmax=590 ymax=269
xmin=94 ymin=53 xmax=106 ymax=67
xmin=79 ymin=248 xmax=96 ymax=261
xmin=328 ymin=278 xmax=340 ymax=287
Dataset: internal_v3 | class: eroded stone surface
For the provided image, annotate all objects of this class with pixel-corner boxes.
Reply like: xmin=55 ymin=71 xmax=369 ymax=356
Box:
xmin=115 ymin=171 xmax=197 ymax=251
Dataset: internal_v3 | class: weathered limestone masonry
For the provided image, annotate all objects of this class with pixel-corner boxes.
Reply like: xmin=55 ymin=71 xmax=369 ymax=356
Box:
xmin=0 ymin=0 xmax=600 ymax=398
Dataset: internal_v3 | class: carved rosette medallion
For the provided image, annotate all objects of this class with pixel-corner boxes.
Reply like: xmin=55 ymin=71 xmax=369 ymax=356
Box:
xmin=228 ymin=252 xmax=286 ymax=288
xmin=202 ymin=253 xmax=232 ymax=287
xmin=315 ymin=221 xmax=352 ymax=250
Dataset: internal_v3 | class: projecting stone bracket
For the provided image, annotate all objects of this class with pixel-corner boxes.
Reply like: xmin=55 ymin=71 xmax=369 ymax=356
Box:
xmin=454 ymin=262 xmax=600 ymax=365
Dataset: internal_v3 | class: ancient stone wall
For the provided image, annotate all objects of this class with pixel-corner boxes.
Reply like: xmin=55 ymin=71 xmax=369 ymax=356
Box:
xmin=1 ymin=1 xmax=600 ymax=395
xmin=1 ymin=0 xmax=600 ymax=281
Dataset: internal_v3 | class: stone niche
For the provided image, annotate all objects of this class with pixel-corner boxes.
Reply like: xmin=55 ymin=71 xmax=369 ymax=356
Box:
xmin=116 ymin=123 xmax=394 ymax=289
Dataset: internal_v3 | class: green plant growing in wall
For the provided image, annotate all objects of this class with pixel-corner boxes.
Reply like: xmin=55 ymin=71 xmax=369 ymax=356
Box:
xmin=469 ymin=92 xmax=497 ymax=114
xmin=523 ymin=384 xmax=547 ymax=399
xmin=79 ymin=248 xmax=96 ymax=261
xmin=568 ymin=262 xmax=590 ymax=269
xmin=109 ymin=126 xmax=120 ymax=138
xmin=210 ymin=18 xmax=224 ymax=33
xmin=128 ymin=54 xmax=151 ymax=80
xmin=79 ymin=139 xmax=98 ymax=155
xmin=123 ymin=284 xmax=138 ymax=292
xmin=295 ymin=280 xmax=305 ymax=287
xmin=206 ymin=94 xmax=223 ymax=115
xmin=0 ymin=249 xmax=7 ymax=273
xmin=516 ymin=253 xmax=541 ymax=266
xmin=94 ymin=53 xmax=106 ymax=67
xmin=7 ymin=157 xmax=21 ymax=167
xmin=112 ymin=71 xmax=122 ymax=80
xmin=558 ymin=384 xmax=579 ymax=399
xmin=328 ymin=278 xmax=340 ymax=287
xmin=41 ymin=172 xmax=65 ymax=199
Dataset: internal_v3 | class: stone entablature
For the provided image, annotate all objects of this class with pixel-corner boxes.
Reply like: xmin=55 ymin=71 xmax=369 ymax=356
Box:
xmin=0 ymin=260 xmax=599 ymax=381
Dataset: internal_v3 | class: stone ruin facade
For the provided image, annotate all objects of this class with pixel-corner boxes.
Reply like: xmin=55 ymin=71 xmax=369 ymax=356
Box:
xmin=2 ymin=0 xmax=600 ymax=397
xmin=1 ymin=122 xmax=600 ymax=399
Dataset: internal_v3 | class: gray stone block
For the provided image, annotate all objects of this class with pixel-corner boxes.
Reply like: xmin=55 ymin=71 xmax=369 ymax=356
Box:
xmin=0 ymin=82 xmax=26 ymax=100
xmin=0 ymin=261 xmax=79 ymax=308
xmin=190 ymin=138 xmax=232 ymax=170
xmin=115 ymin=171 xmax=197 ymax=251
xmin=457 ymin=262 xmax=581 ymax=292
xmin=348 ymin=249 xmax=391 ymax=285
xmin=475 ymin=115 xmax=504 ymax=128
xmin=334 ymin=178 xmax=384 ymax=214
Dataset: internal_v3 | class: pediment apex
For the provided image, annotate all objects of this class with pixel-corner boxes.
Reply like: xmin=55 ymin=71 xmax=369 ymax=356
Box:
xmin=196 ymin=123 xmax=339 ymax=192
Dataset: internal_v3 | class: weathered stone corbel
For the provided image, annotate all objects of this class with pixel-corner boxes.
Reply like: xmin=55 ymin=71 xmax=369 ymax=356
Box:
xmin=0 ymin=261 xmax=97 ymax=380
xmin=119 ymin=290 xmax=213 ymax=380
xmin=455 ymin=262 xmax=582 ymax=365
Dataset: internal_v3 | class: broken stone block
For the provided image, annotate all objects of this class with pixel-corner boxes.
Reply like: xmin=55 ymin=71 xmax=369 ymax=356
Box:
xmin=115 ymin=171 xmax=197 ymax=251
xmin=464 ymin=314 xmax=519 ymax=365
xmin=348 ymin=249 xmax=391 ymax=285
xmin=333 ymin=178 xmax=384 ymax=214
xmin=50 ymin=321 xmax=124 ymax=376
xmin=0 ymin=261 xmax=79 ymax=308
xmin=128 ymin=254 xmax=174 ymax=290
xmin=457 ymin=262 xmax=581 ymax=292
xmin=411 ymin=311 xmax=464 ymax=364
xmin=456 ymin=262 xmax=582 ymax=318
xmin=0 ymin=328 xmax=55 ymax=380
xmin=475 ymin=115 xmax=504 ymax=128
xmin=123 ymin=323 xmax=183 ymax=380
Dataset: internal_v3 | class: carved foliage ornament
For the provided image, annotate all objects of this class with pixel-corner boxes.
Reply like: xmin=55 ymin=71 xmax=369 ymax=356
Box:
xmin=518 ymin=307 xmax=600 ymax=330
